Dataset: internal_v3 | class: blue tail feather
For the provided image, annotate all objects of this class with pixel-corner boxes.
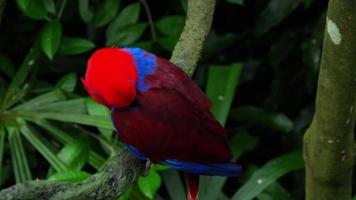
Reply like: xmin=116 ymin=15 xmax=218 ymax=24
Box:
xmin=125 ymin=144 xmax=241 ymax=176
xmin=161 ymin=159 xmax=241 ymax=177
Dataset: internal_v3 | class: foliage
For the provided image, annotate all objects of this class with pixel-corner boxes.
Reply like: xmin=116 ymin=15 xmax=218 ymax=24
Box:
xmin=0 ymin=0 xmax=354 ymax=200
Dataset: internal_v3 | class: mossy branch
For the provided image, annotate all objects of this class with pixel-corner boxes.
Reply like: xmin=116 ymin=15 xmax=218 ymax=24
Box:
xmin=303 ymin=1 xmax=356 ymax=200
xmin=170 ymin=0 xmax=216 ymax=76
xmin=0 ymin=0 xmax=216 ymax=199
xmin=0 ymin=149 xmax=146 ymax=200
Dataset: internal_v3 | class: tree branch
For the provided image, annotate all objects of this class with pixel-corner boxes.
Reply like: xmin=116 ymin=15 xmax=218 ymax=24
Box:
xmin=303 ymin=1 xmax=356 ymax=200
xmin=170 ymin=0 xmax=216 ymax=76
xmin=0 ymin=149 xmax=146 ymax=200
xmin=0 ymin=0 xmax=216 ymax=199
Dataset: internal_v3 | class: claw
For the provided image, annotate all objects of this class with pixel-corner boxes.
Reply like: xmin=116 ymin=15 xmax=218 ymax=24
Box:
xmin=143 ymin=159 xmax=152 ymax=176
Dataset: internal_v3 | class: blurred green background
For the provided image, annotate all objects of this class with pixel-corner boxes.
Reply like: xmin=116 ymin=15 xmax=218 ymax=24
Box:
xmin=1 ymin=0 xmax=353 ymax=200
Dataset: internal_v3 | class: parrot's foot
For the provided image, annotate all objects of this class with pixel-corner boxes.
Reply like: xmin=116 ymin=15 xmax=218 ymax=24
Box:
xmin=143 ymin=159 xmax=152 ymax=176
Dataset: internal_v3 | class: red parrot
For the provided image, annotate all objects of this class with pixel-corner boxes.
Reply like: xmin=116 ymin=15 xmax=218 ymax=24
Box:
xmin=82 ymin=47 xmax=241 ymax=200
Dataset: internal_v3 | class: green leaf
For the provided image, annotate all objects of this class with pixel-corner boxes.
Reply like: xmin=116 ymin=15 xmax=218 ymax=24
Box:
xmin=0 ymin=165 xmax=11 ymax=186
xmin=7 ymin=128 xmax=32 ymax=183
xmin=134 ymin=41 xmax=154 ymax=52
xmin=85 ymin=98 xmax=110 ymax=117
xmin=199 ymin=64 xmax=242 ymax=200
xmin=13 ymin=90 xmax=67 ymax=111
xmin=55 ymin=73 xmax=77 ymax=92
xmin=2 ymin=40 xmax=41 ymax=109
xmin=254 ymin=0 xmax=302 ymax=34
xmin=48 ymin=170 xmax=91 ymax=182
xmin=41 ymin=19 xmax=62 ymax=60
xmin=180 ymin=0 xmax=187 ymax=12
xmin=21 ymin=112 xmax=114 ymax=129
xmin=152 ymin=164 xmax=170 ymax=171
xmin=302 ymin=37 xmax=321 ymax=93
xmin=56 ymin=137 xmax=89 ymax=171
xmin=199 ymin=176 xmax=227 ymax=200
xmin=16 ymin=0 xmax=30 ymax=10
xmin=231 ymin=151 xmax=304 ymax=200
xmin=88 ymin=151 xmax=106 ymax=170
xmin=118 ymin=188 xmax=132 ymax=200
xmin=257 ymin=182 xmax=292 ymax=200
xmin=32 ymin=120 xmax=106 ymax=170
xmin=138 ymin=169 xmax=162 ymax=199
xmin=352 ymin=196 xmax=356 ymax=200
xmin=226 ymin=0 xmax=244 ymax=5
xmin=106 ymin=23 xmax=147 ymax=46
xmin=202 ymin=33 xmax=238 ymax=60
xmin=229 ymin=106 xmax=294 ymax=133
xmin=16 ymin=0 xmax=47 ymax=20
xmin=158 ymin=36 xmax=178 ymax=51
xmin=302 ymin=0 xmax=315 ymax=9
xmin=78 ymin=0 xmax=94 ymax=24
xmin=86 ymin=98 xmax=113 ymax=142
xmin=43 ymin=0 xmax=56 ymax=14
xmin=58 ymin=37 xmax=95 ymax=55
xmin=106 ymin=3 xmax=140 ymax=38
xmin=20 ymin=124 xmax=68 ymax=172
xmin=95 ymin=0 xmax=120 ymax=27
xmin=156 ymin=15 xmax=185 ymax=36
xmin=0 ymin=128 xmax=5 ymax=184
xmin=230 ymin=130 xmax=258 ymax=160
xmin=0 ymin=54 xmax=15 ymax=78
xmin=32 ymin=119 xmax=72 ymax=144
xmin=206 ymin=64 xmax=242 ymax=125
xmin=161 ymin=170 xmax=185 ymax=200
xmin=35 ymin=99 xmax=87 ymax=114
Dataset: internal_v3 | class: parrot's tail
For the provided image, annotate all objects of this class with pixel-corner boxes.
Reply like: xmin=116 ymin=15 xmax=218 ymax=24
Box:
xmin=162 ymin=159 xmax=241 ymax=176
xmin=186 ymin=173 xmax=199 ymax=200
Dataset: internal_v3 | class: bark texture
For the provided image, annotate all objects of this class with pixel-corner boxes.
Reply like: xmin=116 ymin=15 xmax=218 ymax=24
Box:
xmin=303 ymin=1 xmax=356 ymax=200
xmin=0 ymin=149 xmax=146 ymax=200
xmin=170 ymin=0 xmax=216 ymax=77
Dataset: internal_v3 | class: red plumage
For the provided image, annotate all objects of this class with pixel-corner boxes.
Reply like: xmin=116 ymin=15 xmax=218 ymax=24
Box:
xmin=82 ymin=48 xmax=138 ymax=108
xmin=111 ymin=57 xmax=232 ymax=163
xmin=83 ymin=47 xmax=241 ymax=200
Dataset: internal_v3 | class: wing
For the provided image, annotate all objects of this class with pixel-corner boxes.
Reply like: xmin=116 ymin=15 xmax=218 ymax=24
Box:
xmin=144 ymin=57 xmax=227 ymax=139
xmin=147 ymin=58 xmax=212 ymax=110
xmin=111 ymin=57 xmax=232 ymax=163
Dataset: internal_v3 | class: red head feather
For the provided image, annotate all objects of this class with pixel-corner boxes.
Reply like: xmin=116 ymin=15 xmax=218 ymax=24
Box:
xmin=82 ymin=48 xmax=138 ymax=108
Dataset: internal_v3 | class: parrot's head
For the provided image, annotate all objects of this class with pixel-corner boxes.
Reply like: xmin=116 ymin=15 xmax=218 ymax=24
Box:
xmin=82 ymin=47 xmax=156 ymax=109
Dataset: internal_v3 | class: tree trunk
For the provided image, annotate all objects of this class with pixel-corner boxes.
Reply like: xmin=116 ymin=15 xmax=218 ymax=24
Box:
xmin=303 ymin=1 xmax=356 ymax=200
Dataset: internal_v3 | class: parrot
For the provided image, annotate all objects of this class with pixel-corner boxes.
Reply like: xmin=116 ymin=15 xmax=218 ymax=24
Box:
xmin=82 ymin=47 xmax=241 ymax=200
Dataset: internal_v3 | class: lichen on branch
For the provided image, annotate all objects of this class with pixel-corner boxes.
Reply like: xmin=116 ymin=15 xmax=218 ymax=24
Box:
xmin=0 ymin=149 xmax=146 ymax=200
xmin=303 ymin=1 xmax=356 ymax=200
xmin=170 ymin=0 xmax=216 ymax=76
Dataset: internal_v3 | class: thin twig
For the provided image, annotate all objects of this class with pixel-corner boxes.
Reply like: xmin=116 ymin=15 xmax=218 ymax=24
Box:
xmin=139 ymin=0 xmax=157 ymax=42
xmin=57 ymin=0 xmax=67 ymax=18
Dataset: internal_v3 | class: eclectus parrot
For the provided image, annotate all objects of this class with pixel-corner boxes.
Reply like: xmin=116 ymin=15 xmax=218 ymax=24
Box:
xmin=82 ymin=47 xmax=241 ymax=200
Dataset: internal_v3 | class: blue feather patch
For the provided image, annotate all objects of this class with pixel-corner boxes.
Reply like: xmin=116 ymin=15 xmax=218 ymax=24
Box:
xmin=123 ymin=144 xmax=241 ymax=176
xmin=123 ymin=48 xmax=156 ymax=92
xmin=126 ymin=144 xmax=147 ymax=160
